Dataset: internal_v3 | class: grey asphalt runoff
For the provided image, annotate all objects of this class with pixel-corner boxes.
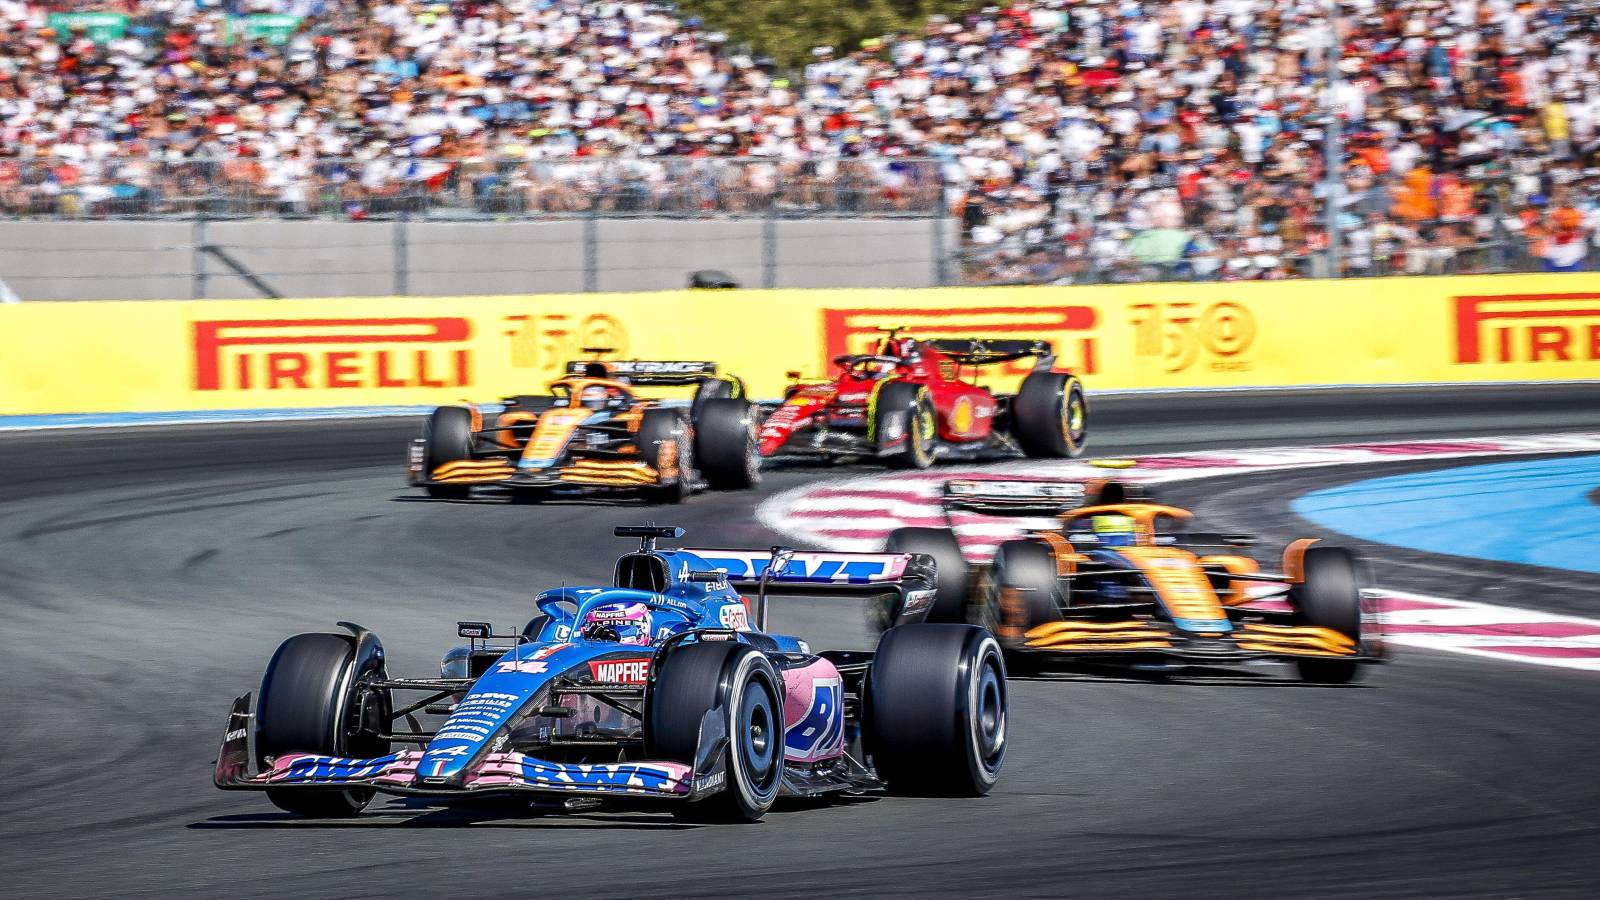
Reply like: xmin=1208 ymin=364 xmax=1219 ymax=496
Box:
xmin=3 ymin=384 xmax=1599 ymax=898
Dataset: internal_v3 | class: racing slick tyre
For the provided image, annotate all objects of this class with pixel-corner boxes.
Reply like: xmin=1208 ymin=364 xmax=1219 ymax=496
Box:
xmin=255 ymin=633 xmax=392 ymax=817
xmin=1290 ymin=546 xmax=1364 ymax=684
xmin=875 ymin=381 xmax=937 ymax=469
xmin=988 ymin=540 xmax=1066 ymax=634
xmin=422 ymin=406 xmax=474 ymax=500
xmin=865 ymin=624 xmax=1007 ymax=797
xmin=646 ymin=642 xmax=784 ymax=823
xmin=885 ymin=527 xmax=969 ymax=623
xmin=637 ymin=408 xmax=694 ymax=504
xmin=690 ymin=376 xmax=742 ymax=422
xmin=693 ymin=398 xmax=761 ymax=491
xmin=1011 ymin=372 xmax=1087 ymax=458
xmin=983 ymin=540 xmax=1067 ymax=675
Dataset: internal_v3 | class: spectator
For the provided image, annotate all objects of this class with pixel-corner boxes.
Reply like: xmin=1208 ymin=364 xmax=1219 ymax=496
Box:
xmin=0 ymin=0 xmax=1592 ymax=284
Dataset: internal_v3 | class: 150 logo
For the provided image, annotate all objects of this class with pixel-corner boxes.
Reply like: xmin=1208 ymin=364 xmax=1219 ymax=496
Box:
xmin=1128 ymin=301 xmax=1255 ymax=373
xmin=504 ymin=312 xmax=628 ymax=374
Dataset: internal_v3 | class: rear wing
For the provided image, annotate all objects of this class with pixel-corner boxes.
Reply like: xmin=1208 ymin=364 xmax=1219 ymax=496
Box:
xmin=941 ymin=479 xmax=1086 ymax=516
xmin=681 ymin=548 xmax=939 ymax=628
xmin=927 ymin=338 xmax=1055 ymax=369
xmin=565 ymin=359 xmax=730 ymax=387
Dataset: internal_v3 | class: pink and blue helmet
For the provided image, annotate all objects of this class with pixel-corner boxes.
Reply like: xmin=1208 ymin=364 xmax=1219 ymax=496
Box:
xmin=579 ymin=601 xmax=654 ymax=646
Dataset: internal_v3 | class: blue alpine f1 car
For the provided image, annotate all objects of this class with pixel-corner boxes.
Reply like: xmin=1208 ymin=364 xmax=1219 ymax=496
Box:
xmin=214 ymin=526 xmax=1007 ymax=821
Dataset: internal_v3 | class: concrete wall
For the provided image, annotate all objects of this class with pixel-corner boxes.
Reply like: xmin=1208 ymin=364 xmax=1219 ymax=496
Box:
xmin=0 ymin=221 xmax=193 ymax=301
xmin=0 ymin=217 xmax=953 ymax=301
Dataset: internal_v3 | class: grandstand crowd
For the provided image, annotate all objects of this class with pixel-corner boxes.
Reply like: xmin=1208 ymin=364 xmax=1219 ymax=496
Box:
xmin=1 ymin=0 xmax=1598 ymax=281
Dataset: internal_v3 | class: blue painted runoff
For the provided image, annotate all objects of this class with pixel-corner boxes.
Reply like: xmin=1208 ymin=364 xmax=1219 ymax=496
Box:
xmin=1291 ymin=454 xmax=1600 ymax=575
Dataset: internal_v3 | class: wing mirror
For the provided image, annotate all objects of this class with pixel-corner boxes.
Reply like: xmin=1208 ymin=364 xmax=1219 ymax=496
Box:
xmin=755 ymin=546 xmax=796 ymax=632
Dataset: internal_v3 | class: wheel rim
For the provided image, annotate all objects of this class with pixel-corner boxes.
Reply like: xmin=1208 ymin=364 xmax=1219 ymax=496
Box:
xmin=1063 ymin=388 xmax=1086 ymax=442
xmin=738 ymin=676 xmax=781 ymax=798
xmin=971 ymin=653 xmax=1006 ymax=777
xmin=910 ymin=400 xmax=936 ymax=465
xmin=344 ymin=666 xmax=390 ymax=760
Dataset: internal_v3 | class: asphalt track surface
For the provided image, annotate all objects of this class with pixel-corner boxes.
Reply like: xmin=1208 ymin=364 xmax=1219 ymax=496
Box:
xmin=4 ymin=385 xmax=1600 ymax=899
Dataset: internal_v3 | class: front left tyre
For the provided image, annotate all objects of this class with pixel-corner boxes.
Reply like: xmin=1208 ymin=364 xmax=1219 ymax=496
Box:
xmin=422 ymin=406 xmax=474 ymax=500
xmin=985 ymin=539 xmax=1067 ymax=635
xmin=255 ymin=632 xmax=392 ymax=817
xmin=865 ymin=624 xmax=1007 ymax=796
xmin=646 ymin=641 xmax=784 ymax=822
xmin=1290 ymin=546 xmax=1364 ymax=684
xmin=875 ymin=381 xmax=937 ymax=469
xmin=637 ymin=408 xmax=694 ymax=504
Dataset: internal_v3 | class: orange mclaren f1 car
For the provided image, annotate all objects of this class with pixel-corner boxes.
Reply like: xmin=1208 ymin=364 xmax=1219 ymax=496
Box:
xmin=885 ymin=479 xmax=1384 ymax=682
xmin=406 ymin=358 xmax=759 ymax=502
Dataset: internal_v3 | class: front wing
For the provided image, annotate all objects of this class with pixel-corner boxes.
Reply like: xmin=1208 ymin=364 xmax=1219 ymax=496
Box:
xmin=1006 ymin=619 xmax=1382 ymax=665
xmin=240 ymin=750 xmax=699 ymax=798
xmin=408 ymin=439 xmax=673 ymax=492
xmin=215 ymin=693 xmax=726 ymax=801
xmin=759 ymin=425 xmax=1013 ymax=463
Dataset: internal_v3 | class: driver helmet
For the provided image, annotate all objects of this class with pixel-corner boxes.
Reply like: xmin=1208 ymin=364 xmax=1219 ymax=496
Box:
xmin=892 ymin=337 xmax=920 ymax=363
xmin=579 ymin=602 xmax=653 ymax=645
xmin=580 ymin=385 xmax=610 ymax=410
xmin=1090 ymin=513 xmax=1138 ymax=547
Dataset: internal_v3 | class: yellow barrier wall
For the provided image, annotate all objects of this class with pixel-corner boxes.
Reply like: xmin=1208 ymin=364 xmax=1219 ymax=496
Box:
xmin=3 ymin=273 xmax=1598 ymax=415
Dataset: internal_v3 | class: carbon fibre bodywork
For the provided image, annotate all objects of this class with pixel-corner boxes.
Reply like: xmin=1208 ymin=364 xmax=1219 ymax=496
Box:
xmin=406 ymin=359 xmax=751 ymax=499
xmin=407 ymin=393 xmax=681 ymax=494
xmin=903 ymin=480 xmax=1386 ymax=676
xmin=214 ymin=532 xmax=957 ymax=814
xmin=757 ymin=335 xmax=1086 ymax=465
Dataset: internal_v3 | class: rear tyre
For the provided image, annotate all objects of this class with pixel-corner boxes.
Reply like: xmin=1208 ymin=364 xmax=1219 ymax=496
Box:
xmin=690 ymin=377 xmax=741 ymax=422
xmin=637 ymin=408 xmax=693 ymax=503
xmin=647 ymin=642 xmax=784 ymax=823
xmin=1011 ymin=372 xmax=1087 ymax=458
xmin=693 ymin=398 xmax=761 ymax=491
xmin=866 ymin=624 xmax=1007 ymax=796
xmin=1291 ymin=546 xmax=1363 ymax=684
xmin=885 ymin=527 xmax=969 ymax=623
xmin=875 ymin=381 xmax=936 ymax=469
xmin=423 ymin=406 xmax=475 ymax=500
xmin=256 ymin=633 xmax=392 ymax=817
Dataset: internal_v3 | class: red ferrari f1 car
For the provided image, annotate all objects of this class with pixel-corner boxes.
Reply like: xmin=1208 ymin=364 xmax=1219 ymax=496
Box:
xmin=757 ymin=330 xmax=1088 ymax=467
